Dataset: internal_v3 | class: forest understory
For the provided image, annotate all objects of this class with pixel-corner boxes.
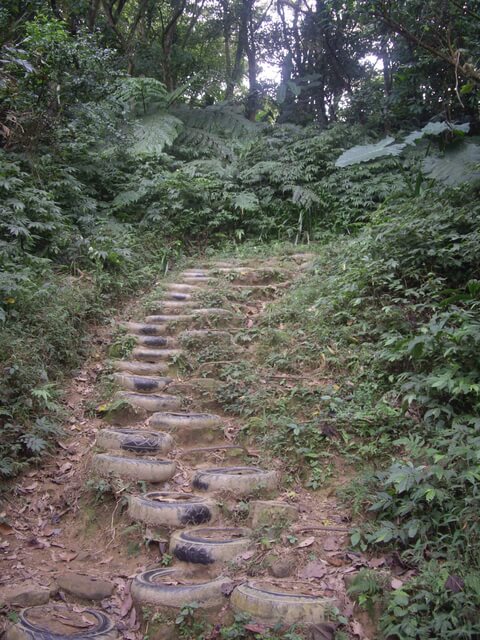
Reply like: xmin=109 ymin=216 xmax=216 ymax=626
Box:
xmin=1 ymin=0 xmax=480 ymax=637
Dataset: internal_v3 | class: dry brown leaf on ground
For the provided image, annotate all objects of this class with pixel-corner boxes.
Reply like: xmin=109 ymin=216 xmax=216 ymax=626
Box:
xmin=323 ymin=536 xmax=340 ymax=551
xmin=0 ymin=522 xmax=14 ymax=535
xmin=58 ymin=551 xmax=78 ymax=562
xmin=369 ymin=557 xmax=385 ymax=568
xmin=351 ymin=620 xmax=367 ymax=638
xmin=119 ymin=593 xmax=133 ymax=618
xmin=297 ymin=536 xmax=315 ymax=548
xmin=299 ymin=561 xmax=327 ymax=579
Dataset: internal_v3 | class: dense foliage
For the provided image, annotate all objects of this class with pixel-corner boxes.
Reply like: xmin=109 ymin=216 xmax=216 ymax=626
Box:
xmin=1 ymin=0 xmax=480 ymax=636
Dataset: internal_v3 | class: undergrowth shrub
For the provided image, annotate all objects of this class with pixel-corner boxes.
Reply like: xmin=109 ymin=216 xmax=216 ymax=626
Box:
xmin=224 ymin=186 xmax=480 ymax=635
xmin=0 ymin=226 xmax=174 ymax=478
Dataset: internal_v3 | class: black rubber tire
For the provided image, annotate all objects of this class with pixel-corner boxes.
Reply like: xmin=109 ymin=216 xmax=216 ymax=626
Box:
xmin=96 ymin=428 xmax=173 ymax=454
xmin=145 ymin=314 xmax=193 ymax=324
xmin=128 ymin=491 xmax=218 ymax=527
xmin=166 ymin=283 xmax=203 ymax=293
xmin=148 ymin=300 xmax=196 ymax=313
xmin=164 ymin=292 xmax=192 ymax=301
xmin=149 ymin=412 xmax=222 ymax=428
xmin=131 ymin=568 xmax=231 ymax=610
xmin=4 ymin=604 xmax=118 ymax=639
xmin=131 ymin=348 xmax=183 ymax=362
xmin=192 ymin=467 xmax=278 ymax=495
xmin=112 ymin=360 xmax=168 ymax=375
xmin=230 ymin=581 xmax=335 ymax=626
xmin=182 ymin=276 xmax=211 ymax=284
xmin=113 ymin=373 xmax=173 ymax=393
xmin=93 ymin=454 xmax=176 ymax=483
xmin=117 ymin=392 xmax=182 ymax=412
xmin=121 ymin=322 xmax=166 ymax=335
xmin=133 ymin=335 xmax=177 ymax=348
xmin=148 ymin=412 xmax=223 ymax=445
xmin=170 ymin=527 xmax=251 ymax=565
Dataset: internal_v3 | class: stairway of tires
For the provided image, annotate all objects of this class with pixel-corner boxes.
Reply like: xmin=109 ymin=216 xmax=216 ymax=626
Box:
xmin=6 ymin=253 xmax=334 ymax=639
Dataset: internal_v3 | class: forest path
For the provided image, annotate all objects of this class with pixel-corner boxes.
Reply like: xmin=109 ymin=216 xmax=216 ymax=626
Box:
xmin=0 ymin=251 xmax=373 ymax=640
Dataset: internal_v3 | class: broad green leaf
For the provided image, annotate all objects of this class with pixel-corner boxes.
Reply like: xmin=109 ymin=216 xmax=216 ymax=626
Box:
xmin=422 ymin=143 xmax=480 ymax=186
xmin=335 ymin=137 xmax=405 ymax=167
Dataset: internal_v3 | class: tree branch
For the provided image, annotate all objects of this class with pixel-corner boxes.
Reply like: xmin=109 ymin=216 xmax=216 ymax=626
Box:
xmin=375 ymin=8 xmax=480 ymax=83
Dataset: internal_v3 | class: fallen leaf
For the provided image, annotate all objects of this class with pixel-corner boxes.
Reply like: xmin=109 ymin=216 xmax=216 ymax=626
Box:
xmin=323 ymin=536 xmax=339 ymax=551
xmin=369 ymin=557 xmax=385 ymax=568
xmin=297 ymin=536 xmax=315 ymax=548
xmin=0 ymin=523 xmax=13 ymax=536
xmin=27 ymin=537 xmax=50 ymax=549
xmin=59 ymin=551 xmax=78 ymax=562
xmin=23 ymin=482 xmax=38 ymax=492
xmin=391 ymin=578 xmax=403 ymax=590
xmin=119 ymin=593 xmax=133 ymax=618
xmin=241 ymin=550 xmax=255 ymax=560
xmin=127 ymin=605 xmax=136 ymax=629
xmin=299 ymin=561 xmax=327 ymax=579
xmin=326 ymin=555 xmax=344 ymax=567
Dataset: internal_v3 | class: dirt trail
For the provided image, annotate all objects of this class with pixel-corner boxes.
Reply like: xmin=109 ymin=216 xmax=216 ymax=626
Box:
xmin=0 ymin=253 xmax=372 ymax=640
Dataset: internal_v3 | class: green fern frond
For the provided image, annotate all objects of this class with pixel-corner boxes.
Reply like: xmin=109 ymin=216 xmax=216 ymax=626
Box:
xmin=232 ymin=191 xmax=259 ymax=212
xmin=182 ymin=159 xmax=234 ymax=179
xmin=173 ymin=104 xmax=260 ymax=139
xmin=115 ymin=77 xmax=169 ymax=116
xmin=131 ymin=112 xmax=183 ymax=156
xmin=175 ymin=127 xmax=236 ymax=160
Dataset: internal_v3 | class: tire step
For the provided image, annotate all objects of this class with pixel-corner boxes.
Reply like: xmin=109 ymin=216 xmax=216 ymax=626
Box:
xmin=96 ymin=428 xmax=174 ymax=453
xmin=145 ymin=314 xmax=194 ymax=324
xmin=149 ymin=412 xmax=224 ymax=445
xmin=112 ymin=360 xmax=169 ymax=375
xmin=118 ymin=392 xmax=182 ymax=412
xmin=120 ymin=322 xmax=167 ymax=335
xmin=4 ymin=604 xmax=118 ymax=640
xmin=132 ymin=348 xmax=183 ymax=362
xmin=181 ymin=270 xmax=211 ymax=277
xmin=131 ymin=568 xmax=231 ymax=610
xmin=165 ymin=283 xmax=203 ymax=293
xmin=192 ymin=467 xmax=278 ymax=496
xmin=170 ymin=527 xmax=251 ymax=565
xmin=113 ymin=373 xmax=173 ymax=393
xmin=148 ymin=300 xmax=196 ymax=314
xmin=132 ymin=335 xmax=178 ymax=348
xmin=163 ymin=291 xmax=193 ymax=301
xmin=128 ymin=491 xmax=219 ymax=527
xmin=182 ymin=276 xmax=212 ymax=284
xmin=231 ymin=581 xmax=335 ymax=625
xmin=93 ymin=454 xmax=176 ymax=483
